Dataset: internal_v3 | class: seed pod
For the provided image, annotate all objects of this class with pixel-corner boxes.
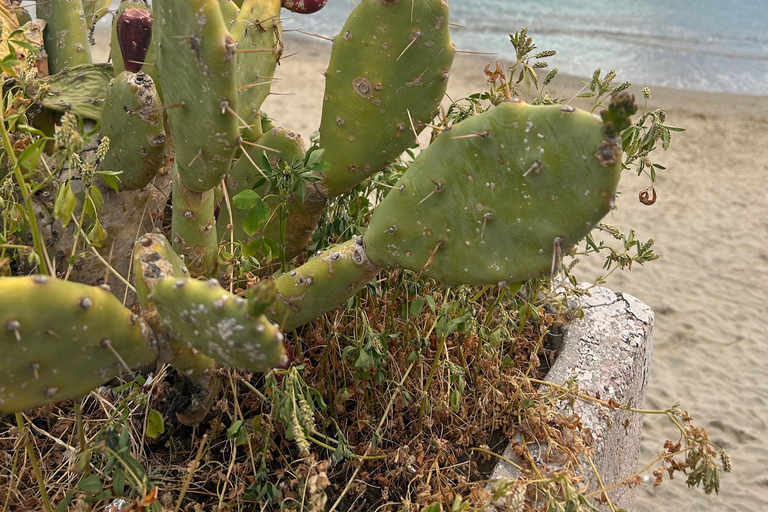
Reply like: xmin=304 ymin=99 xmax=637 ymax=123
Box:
xmin=117 ymin=7 xmax=153 ymax=73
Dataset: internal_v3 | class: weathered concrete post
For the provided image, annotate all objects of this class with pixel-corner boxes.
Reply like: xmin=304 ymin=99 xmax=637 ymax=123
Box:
xmin=491 ymin=287 xmax=654 ymax=510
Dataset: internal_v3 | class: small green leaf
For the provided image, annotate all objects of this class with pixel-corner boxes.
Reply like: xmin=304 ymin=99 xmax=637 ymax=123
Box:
xmin=98 ymin=171 xmax=122 ymax=193
xmin=113 ymin=467 xmax=125 ymax=497
xmin=18 ymin=138 xmax=45 ymax=172
xmin=54 ymin=182 xmax=76 ymax=227
xmin=227 ymin=420 xmax=248 ymax=445
xmin=449 ymin=389 xmax=460 ymax=412
xmin=78 ymin=474 xmax=103 ymax=493
xmin=89 ymin=186 xmax=104 ymax=213
xmin=242 ymin=201 xmax=271 ymax=236
xmin=146 ymin=408 xmax=165 ymax=439
xmin=425 ymin=295 xmax=436 ymax=314
xmin=304 ymin=147 xmax=324 ymax=169
xmin=87 ymin=218 xmax=108 ymax=247
xmin=311 ymin=160 xmax=331 ymax=174
xmin=409 ymin=297 xmax=425 ymax=316
xmin=232 ymin=189 xmax=261 ymax=210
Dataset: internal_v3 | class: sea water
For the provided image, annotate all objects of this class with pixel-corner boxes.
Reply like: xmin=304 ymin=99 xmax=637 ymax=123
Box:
xmin=293 ymin=0 xmax=768 ymax=95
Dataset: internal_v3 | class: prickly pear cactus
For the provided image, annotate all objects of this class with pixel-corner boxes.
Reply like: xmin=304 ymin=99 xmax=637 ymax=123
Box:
xmin=0 ymin=276 xmax=157 ymax=414
xmin=153 ymin=0 xmax=240 ymax=193
xmin=267 ymin=236 xmax=381 ymax=331
xmin=365 ymin=100 xmax=622 ymax=284
xmin=318 ymin=0 xmax=454 ymax=197
xmin=151 ymin=277 xmax=286 ymax=371
xmin=37 ymin=0 xmax=93 ymax=74
xmin=230 ymin=0 xmax=282 ymax=142
xmin=100 ymin=71 xmax=166 ymax=191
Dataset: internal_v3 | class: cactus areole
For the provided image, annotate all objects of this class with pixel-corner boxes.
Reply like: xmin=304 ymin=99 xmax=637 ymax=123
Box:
xmin=116 ymin=7 xmax=153 ymax=73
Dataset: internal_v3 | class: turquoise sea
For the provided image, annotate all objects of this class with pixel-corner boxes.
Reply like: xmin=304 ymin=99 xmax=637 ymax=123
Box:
xmin=292 ymin=0 xmax=768 ymax=95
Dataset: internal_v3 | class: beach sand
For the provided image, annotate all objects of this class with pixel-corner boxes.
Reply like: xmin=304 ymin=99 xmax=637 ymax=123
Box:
xmin=93 ymin=32 xmax=768 ymax=510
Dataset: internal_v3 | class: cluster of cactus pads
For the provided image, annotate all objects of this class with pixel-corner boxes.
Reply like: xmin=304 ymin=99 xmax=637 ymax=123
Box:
xmin=0 ymin=0 xmax=633 ymax=416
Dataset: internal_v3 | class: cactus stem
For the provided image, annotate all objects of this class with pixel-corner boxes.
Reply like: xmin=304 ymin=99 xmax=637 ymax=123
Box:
xmin=551 ymin=236 xmax=563 ymax=276
xmin=235 ymin=48 xmax=282 ymax=54
xmin=237 ymin=139 xmax=269 ymax=180
xmin=99 ymin=338 xmax=132 ymax=372
xmin=421 ymin=240 xmax=445 ymax=271
xmin=163 ymin=102 xmax=185 ymax=110
xmin=238 ymin=79 xmax=280 ymax=92
xmin=481 ymin=212 xmax=493 ymax=238
xmin=455 ymin=50 xmax=496 ymax=55
xmin=188 ymin=149 xmax=203 ymax=167
xmin=406 ymin=109 xmax=424 ymax=150
xmin=241 ymin=140 xmax=282 ymax=154
xmin=417 ymin=179 xmax=444 ymax=206
xmin=396 ymin=31 xmax=421 ymax=62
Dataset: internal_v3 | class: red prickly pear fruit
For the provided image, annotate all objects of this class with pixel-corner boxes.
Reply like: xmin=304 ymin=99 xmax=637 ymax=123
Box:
xmin=117 ymin=8 xmax=153 ymax=73
xmin=281 ymin=0 xmax=328 ymax=14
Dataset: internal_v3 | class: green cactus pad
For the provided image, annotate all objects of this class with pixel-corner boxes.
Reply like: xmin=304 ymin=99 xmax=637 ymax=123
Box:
xmin=231 ymin=0 xmax=282 ymax=142
xmin=154 ymin=0 xmax=240 ymax=192
xmin=318 ymin=0 xmax=454 ymax=197
xmin=0 ymin=276 xmax=157 ymax=414
xmin=365 ymin=100 xmax=623 ymax=285
xmin=133 ymin=232 xmax=190 ymax=311
xmin=132 ymin=233 xmax=215 ymax=380
xmin=100 ymin=71 xmax=166 ymax=191
xmin=40 ymin=63 xmax=114 ymax=121
xmin=265 ymin=237 xmax=381 ymax=331
xmin=151 ymin=277 xmax=286 ymax=371
xmin=171 ymin=163 xmax=218 ymax=277
xmin=37 ymin=0 xmax=92 ymax=74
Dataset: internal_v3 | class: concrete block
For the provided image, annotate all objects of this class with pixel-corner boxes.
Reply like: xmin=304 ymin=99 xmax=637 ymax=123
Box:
xmin=490 ymin=287 xmax=654 ymax=510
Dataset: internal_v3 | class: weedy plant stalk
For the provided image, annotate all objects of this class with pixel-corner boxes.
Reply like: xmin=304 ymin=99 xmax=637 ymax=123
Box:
xmin=0 ymin=0 xmax=729 ymax=510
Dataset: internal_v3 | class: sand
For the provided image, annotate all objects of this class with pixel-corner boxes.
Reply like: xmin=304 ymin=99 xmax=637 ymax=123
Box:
xmin=93 ymin=31 xmax=768 ymax=510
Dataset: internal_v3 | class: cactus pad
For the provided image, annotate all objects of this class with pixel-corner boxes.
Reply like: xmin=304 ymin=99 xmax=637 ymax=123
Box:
xmin=0 ymin=276 xmax=157 ymax=413
xmin=151 ymin=277 xmax=286 ymax=371
xmin=100 ymin=71 xmax=166 ymax=191
xmin=265 ymin=237 xmax=381 ymax=331
xmin=318 ymin=0 xmax=454 ymax=197
xmin=365 ymin=100 xmax=624 ymax=285
xmin=231 ymin=0 xmax=282 ymax=142
xmin=154 ymin=0 xmax=240 ymax=192
xmin=40 ymin=63 xmax=114 ymax=121
xmin=37 ymin=0 xmax=92 ymax=74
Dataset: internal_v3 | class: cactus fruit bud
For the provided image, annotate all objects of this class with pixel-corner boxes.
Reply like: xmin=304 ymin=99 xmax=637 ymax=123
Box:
xmin=116 ymin=7 xmax=153 ymax=73
xmin=281 ymin=0 xmax=328 ymax=14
